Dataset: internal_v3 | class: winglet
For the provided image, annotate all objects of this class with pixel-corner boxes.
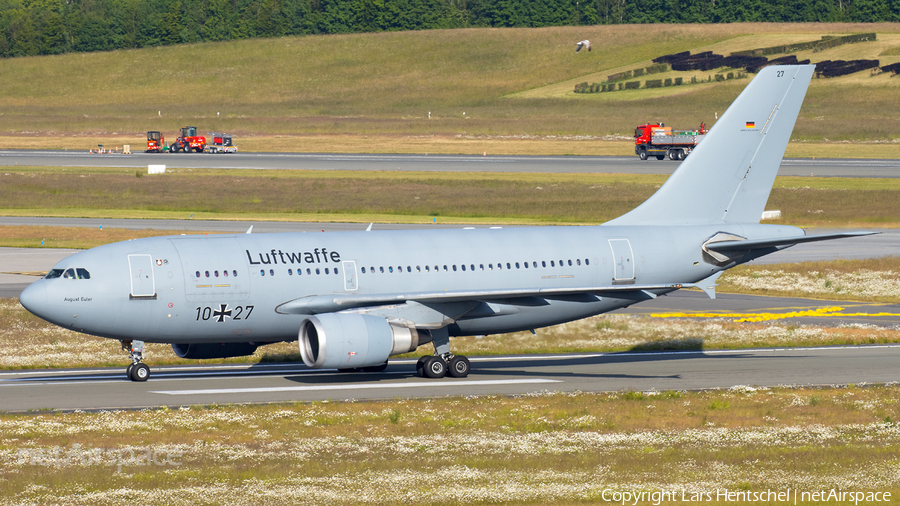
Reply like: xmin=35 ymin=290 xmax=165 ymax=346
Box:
xmin=366 ymin=223 xmax=373 ymax=232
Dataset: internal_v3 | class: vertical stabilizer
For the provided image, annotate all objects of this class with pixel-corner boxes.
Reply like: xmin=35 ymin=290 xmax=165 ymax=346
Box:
xmin=605 ymin=65 xmax=814 ymax=226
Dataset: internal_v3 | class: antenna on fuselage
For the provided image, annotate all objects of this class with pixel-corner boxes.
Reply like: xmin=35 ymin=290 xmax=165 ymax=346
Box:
xmin=246 ymin=226 xmax=253 ymax=234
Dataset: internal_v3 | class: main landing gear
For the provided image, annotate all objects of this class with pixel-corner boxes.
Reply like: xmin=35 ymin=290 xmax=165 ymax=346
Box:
xmin=416 ymin=354 xmax=470 ymax=378
xmin=122 ymin=340 xmax=150 ymax=382
xmin=415 ymin=328 xmax=470 ymax=379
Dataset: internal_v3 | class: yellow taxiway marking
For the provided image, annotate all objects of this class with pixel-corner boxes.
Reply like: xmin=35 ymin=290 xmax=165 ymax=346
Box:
xmin=651 ymin=306 xmax=900 ymax=322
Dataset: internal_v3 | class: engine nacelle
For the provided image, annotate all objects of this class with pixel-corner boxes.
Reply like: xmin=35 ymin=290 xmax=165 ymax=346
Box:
xmin=299 ymin=313 xmax=426 ymax=369
xmin=171 ymin=342 xmax=259 ymax=359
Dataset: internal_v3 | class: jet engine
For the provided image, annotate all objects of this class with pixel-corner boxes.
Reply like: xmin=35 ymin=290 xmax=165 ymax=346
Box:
xmin=299 ymin=313 xmax=427 ymax=369
xmin=171 ymin=342 xmax=259 ymax=359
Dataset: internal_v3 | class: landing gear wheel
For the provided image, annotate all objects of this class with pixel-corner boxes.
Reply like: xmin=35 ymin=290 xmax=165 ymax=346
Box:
xmin=121 ymin=340 xmax=148 ymax=382
xmin=422 ymin=356 xmax=447 ymax=378
xmin=363 ymin=362 xmax=388 ymax=373
xmin=416 ymin=356 xmax=429 ymax=377
xmin=448 ymin=356 xmax=470 ymax=378
xmin=129 ymin=363 xmax=150 ymax=382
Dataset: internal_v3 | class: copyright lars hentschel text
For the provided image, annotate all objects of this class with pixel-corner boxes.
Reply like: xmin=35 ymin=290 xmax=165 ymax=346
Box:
xmin=602 ymin=489 xmax=891 ymax=505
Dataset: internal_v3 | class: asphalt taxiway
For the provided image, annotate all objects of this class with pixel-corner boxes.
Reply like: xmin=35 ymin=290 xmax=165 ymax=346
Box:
xmin=2 ymin=150 xmax=900 ymax=176
xmin=2 ymin=346 xmax=897 ymax=412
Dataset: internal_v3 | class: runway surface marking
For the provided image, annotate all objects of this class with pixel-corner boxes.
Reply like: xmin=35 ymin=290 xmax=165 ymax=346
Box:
xmin=650 ymin=304 xmax=900 ymax=322
xmin=151 ymin=378 xmax=562 ymax=396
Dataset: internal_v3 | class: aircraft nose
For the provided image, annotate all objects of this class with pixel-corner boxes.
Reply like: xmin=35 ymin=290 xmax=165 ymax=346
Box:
xmin=19 ymin=281 xmax=47 ymax=316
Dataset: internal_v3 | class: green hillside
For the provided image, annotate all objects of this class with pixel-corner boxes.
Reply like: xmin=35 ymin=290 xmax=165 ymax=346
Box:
xmin=0 ymin=22 xmax=898 ymax=147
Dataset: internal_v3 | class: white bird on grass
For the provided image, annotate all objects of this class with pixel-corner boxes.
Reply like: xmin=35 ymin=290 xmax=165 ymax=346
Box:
xmin=575 ymin=40 xmax=591 ymax=53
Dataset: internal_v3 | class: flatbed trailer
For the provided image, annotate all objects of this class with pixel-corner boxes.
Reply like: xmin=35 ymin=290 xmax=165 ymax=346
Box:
xmin=634 ymin=123 xmax=707 ymax=160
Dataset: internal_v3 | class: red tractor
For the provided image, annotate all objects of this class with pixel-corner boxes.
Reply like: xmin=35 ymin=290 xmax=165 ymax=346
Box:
xmin=170 ymin=126 xmax=206 ymax=153
xmin=146 ymin=131 xmax=166 ymax=152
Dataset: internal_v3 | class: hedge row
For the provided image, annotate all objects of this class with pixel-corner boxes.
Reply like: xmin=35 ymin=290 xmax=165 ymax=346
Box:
xmin=575 ymin=75 xmax=708 ymax=93
xmin=746 ymin=55 xmax=811 ymax=73
xmin=607 ymin=63 xmax=668 ymax=83
xmin=731 ymin=33 xmax=876 ymax=57
xmin=881 ymin=62 xmax=900 ymax=75
xmin=653 ymin=50 xmax=813 ymax=74
xmin=815 ymin=59 xmax=879 ymax=77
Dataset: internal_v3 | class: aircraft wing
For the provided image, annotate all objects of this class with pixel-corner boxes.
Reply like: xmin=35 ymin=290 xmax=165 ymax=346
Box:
xmin=275 ymin=283 xmax=686 ymax=315
xmin=705 ymin=231 xmax=878 ymax=253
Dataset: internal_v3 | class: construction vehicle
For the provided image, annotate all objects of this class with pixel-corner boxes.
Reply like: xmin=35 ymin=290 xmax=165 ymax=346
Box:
xmin=170 ymin=126 xmax=206 ymax=153
xmin=146 ymin=131 xmax=167 ymax=152
xmin=634 ymin=122 xmax=707 ymax=160
xmin=204 ymin=132 xmax=238 ymax=153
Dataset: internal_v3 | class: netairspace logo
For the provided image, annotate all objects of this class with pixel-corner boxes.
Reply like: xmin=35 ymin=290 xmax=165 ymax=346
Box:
xmin=16 ymin=445 xmax=181 ymax=473
xmin=601 ymin=488 xmax=892 ymax=505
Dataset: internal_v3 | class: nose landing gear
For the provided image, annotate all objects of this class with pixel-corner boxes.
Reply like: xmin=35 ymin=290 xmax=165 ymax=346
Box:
xmin=122 ymin=340 xmax=150 ymax=382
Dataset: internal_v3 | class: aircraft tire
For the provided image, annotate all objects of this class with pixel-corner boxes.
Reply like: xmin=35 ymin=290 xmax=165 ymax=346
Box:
xmin=423 ymin=357 xmax=447 ymax=379
xmin=415 ymin=356 xmax=429 ymax=377
xmin=130 ymin=363 xmax=150 ymax=382
xmin=126 ymin=363 xmax=134 ymax=379
xmin=447 ymin=356 xmax=470 ymax=378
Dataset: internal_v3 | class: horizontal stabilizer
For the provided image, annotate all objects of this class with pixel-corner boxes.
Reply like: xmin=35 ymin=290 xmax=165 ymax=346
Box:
xmin=705 ymin=231 xmax=878 ymax=253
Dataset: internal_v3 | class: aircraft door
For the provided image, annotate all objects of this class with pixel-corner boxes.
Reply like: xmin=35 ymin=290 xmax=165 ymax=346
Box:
xmin=343 ymin=261 xmax=358 ymax=291
xmin=608 ymin=239 xmax=635 ymax=284
xmin=128 ymin=254 xmax=157 ymax=299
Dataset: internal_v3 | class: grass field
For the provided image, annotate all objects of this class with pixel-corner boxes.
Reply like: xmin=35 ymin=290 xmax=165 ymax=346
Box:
xmin=2 ymin=168 xmax=900 ymax=228
xmin=1 ymin=386 xmax=898 ymax=504
xmin=1 ymin=23 xmax=899 ymax=154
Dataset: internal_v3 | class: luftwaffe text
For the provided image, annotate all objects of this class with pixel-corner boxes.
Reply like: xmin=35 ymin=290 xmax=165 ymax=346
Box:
xmin=245 ymin=248 xmax=341 ymax=266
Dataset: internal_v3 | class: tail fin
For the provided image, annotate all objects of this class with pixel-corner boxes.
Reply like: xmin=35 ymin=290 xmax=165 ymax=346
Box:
xmin=605 ymin=65 xmax=815 ymax=226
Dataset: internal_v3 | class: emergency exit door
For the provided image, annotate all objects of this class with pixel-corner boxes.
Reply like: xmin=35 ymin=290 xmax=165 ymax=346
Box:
xmin=608 ymin=239 xmax=635 ymax=284
xmin=128 ymin=254 xmax=157 ymax=299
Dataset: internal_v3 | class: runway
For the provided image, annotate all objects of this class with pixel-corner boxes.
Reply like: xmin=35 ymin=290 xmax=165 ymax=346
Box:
xmin=1 ymin=346 xmax=897 ymax=412
xmin=1 ymin=149 xmax=900 ymax=177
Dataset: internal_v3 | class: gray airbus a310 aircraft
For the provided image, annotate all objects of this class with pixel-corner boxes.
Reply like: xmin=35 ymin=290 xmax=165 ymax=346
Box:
xmin=19 ymin=65 xmax=873 ymax=382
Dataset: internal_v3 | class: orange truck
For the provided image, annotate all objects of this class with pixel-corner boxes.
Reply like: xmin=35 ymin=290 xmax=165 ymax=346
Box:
xmin=634 ymin=123 xmax=707 ymax=160
xmin=169 ymin=126 xmax=206 ymax=153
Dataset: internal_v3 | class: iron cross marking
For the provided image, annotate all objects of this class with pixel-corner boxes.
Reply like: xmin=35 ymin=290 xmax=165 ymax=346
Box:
xmin=213 ymin=304 xmax=232 ymax=323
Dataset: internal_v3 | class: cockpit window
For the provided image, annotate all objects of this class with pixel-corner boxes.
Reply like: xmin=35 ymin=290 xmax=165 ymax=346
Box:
xmin=44 ymin=269 xmax=64 ymax=279
xmin=45 ymin=268 xmax=91 ymax=279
